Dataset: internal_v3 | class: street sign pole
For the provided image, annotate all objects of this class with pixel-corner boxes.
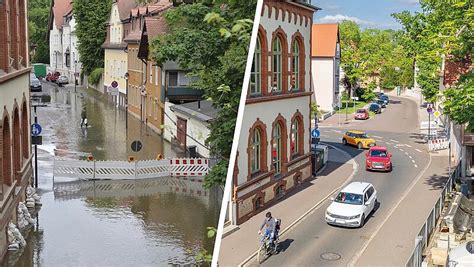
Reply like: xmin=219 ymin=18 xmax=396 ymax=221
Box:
xmin=428 ymin=111 xmax=431 ymax=141
xmin=34 ymin=106 xmax=38 ymax=188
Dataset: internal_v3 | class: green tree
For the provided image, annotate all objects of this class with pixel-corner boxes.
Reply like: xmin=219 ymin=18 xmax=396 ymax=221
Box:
xmin=151 ymin=1 xmax=257 ymax=187
xmin=339 ymin=20 xmax=362 ymax=97
xmin=28 ymin=0 xmax=50 ymax=63
xmin=73 ymin=0 xmax=112 ymax=75
xmin=443 ymin=73 xmax=474 ymax=132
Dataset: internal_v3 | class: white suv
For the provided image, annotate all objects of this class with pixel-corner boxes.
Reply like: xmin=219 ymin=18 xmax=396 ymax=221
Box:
xmin=325 ymin=182 xmax=377 ymax=228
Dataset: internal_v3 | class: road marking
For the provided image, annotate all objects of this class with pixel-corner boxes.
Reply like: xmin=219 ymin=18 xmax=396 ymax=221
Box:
xmin=386 ymin=142 xmax=392 ymax=146
xmin=412 ymin=159 xmax=416 ymax=163
xmin=405 ymin=144 xmax=412 ymax=148
xmin=348 ymin=152 xmax=432 ymax=267
xmin=239 ymin=144 xmax=359 ymax=267
xmin=415 ymin=149 xmax=422 ymax=153
xmin=399 ymin=148 xmax=404 ymax=152
xmin=331 ymin=129 xmax=342 ymax=133
xmin=372 ymin=135 xmax=383 ymax=139
xmin=390 ymin=139 xmax=399 ymax=143
xmin=405 ymin=152 xmax=409 ymax=155
xmin=414 ymin=164 xmax=418 ymax=168
xmin=409 ymin=156 xmax=413 ymax=159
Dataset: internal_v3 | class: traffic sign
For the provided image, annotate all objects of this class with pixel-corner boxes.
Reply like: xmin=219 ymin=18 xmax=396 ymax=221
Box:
xmin=131 ymin=140 xmax=142 ymax=152
xmin=311 ymin=128 xmax=320 ymax=138
xmin=31 ymin=123 xmax=42 ymax=136
xmin=434 ymin=110 xmax=441 ymax=118
xmin=427 ymin=107 xmax=433 ymax=114
xmin=111 ymin=81 xmax=118 ymax=88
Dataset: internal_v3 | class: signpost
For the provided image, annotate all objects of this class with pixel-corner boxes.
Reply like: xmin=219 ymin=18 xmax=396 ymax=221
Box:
xmin=427 ymin=104 xmax=434 ymax=141
xmin=31 ymin=123 xmax=42 ymax=136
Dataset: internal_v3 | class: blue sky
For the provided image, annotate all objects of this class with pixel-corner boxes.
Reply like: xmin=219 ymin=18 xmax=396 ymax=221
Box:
xmin=311 ymin=0 xmax=422 ymax=29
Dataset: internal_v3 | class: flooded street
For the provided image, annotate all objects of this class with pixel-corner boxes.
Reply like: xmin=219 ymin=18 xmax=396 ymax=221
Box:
xmin=5 ymin=83 xmax=220 ymax=266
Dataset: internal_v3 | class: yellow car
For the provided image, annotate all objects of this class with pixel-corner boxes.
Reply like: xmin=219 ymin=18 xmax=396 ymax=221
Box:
xmin=342 ymin=130 xmax=376 ymax=149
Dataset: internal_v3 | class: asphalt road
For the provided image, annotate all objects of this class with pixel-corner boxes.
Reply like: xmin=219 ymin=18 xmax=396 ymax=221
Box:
xmin=257 ymin=97 xmax=431 ymax=266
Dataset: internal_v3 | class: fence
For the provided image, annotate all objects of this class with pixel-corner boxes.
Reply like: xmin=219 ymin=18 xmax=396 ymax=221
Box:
xmin=428 ymin=138 xmax=449 ymax=151
xmin=405 ymin=163 xmax=461 ymax=267
xmin=53 ymin=158 xmax=210 ymax=180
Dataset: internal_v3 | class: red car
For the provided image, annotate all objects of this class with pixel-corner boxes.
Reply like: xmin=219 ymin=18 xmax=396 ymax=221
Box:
xmin=354 ymin=109 xmax=369 ymax=120
xmin=46 ymin=71 xmax=60 ymax=82
xmin=365 ymin=146 xmax=392 ymax=172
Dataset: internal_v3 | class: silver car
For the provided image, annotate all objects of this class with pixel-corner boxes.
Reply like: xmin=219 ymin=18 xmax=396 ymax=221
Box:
xmin=30 ymin=73 xmax=42 ymax=92
xmin=57 ymin=75 xmax=69 ymax=85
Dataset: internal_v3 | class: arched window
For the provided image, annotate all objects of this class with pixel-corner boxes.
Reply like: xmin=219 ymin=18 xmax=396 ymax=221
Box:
xmin=291 ymin=41 xmax=300 ymax=91
xmin=272 ymin=123 xmax=282 ymax=174
xmin=250 ymin=37 xmax=261 ymax=95
xmin=275 ymin=184 xmax=285 ymax=198
xmin=272 ymin=37 xmax=282 ymax=93
xmin=250 ymin=128 xmax=261 ymax=173
xmin=255 ymin=197 xmax=263 ymax=210
xmin=290 ymin=119 xmax=299 ymax=156
xmin=21 ymin=101 xmax=29 ymax=159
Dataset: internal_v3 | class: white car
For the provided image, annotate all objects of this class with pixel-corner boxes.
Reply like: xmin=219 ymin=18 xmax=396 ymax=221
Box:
xmin=325 ymin=182 xmax=377 ymax=228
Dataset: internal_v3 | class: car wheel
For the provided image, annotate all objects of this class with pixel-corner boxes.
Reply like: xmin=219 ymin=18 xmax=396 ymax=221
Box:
xmin=342 ymin=139 xmax=347 ymax=145
xmin=359 ymin=214 xmax=365 ymax=228
xmin=357 ymin=142 xmax=363 ymax=149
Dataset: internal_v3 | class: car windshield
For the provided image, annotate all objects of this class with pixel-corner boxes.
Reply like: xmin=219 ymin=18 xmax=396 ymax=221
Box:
xmin=467 ymin=241 xmax=473 ymax=253
xmin=357 ymin=109 xmax=365 ymax=113
xmin=354 ymin=133 xmax=369 ymax=138
xmin=335 ymin=192 xmax=363 ymax=205
xmin=370 ymin=150 xmax=387 ymax=157
xmin=371 ymin=104 xmax=378 ymax=108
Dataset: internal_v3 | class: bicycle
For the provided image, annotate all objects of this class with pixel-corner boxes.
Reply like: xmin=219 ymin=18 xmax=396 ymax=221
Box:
xmin=257 ymin=232 xmax=279 ymax=263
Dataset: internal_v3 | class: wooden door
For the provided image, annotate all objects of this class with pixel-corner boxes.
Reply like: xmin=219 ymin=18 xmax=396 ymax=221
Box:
xmin=177 ymin=117 xmax=187 ymax=148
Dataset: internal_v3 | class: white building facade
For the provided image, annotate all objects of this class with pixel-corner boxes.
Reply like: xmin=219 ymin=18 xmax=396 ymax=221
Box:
xmin=230 ymin=0 xmax=318 ymax=225
xmin=49 ymin=1 xmax=82 ymax=85
xmin=311 ymin=24 xmax=340 ymax=112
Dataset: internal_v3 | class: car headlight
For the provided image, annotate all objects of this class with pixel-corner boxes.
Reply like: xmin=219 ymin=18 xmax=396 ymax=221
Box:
xmin=348 ymin=214 xmax=361 ymax=219
xmin=326 ymin=211 xmax=333 ymax=217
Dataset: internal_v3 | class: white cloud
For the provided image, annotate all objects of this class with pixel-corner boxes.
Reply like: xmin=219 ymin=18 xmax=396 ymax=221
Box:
xmin=397 ymin=0 xmax=420 ymax=5
xmin=317 ymin=14 xmax=375 ymax=26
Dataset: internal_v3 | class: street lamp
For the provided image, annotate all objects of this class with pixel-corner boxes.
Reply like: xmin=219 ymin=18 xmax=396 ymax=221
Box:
xmin=74 ymin=60 xmax=78 ymax=93
xmin=124 ymin=72 xmax=129 ymax=130
xmin=395 ymin=67 xmax=401 ymax=96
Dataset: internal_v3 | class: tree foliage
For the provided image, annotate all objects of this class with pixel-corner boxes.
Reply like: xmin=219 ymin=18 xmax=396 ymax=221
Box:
xmin=443 ymin=73 xmax=474 ymax=132
xmin=28 ymin=0 xmax=50 ymax=63
xmin=151 ymin=0 xmax=257 ymax=187
xmin=73 ymin=0 xmax=112 ymax=75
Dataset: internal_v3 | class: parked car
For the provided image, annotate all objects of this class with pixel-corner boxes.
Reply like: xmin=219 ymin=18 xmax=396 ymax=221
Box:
xmin=342 ymin=130 xmax=376 ymax=149
xmin=46 ymin=71 xmax=60 ymax=82
xmin=447 ymin=241 xmax=473 ymax=267
xmin=30 ymin=73 xmax=42 ymax=92
xmin=325 ymin=182 xmax=378 ymax=228
xmin=376 ymin=99 xmax=387 ymax=108
xmin=57 ymin=75 xmax=69 ymax=85
xmin=375 ymin=92 xmax=385 ymax=98
xmin=354 ymin=109 xmax=369 ymax=120
xmin=379 ymin=95 xmax=389 ymax=105
xmin=365 ymin=146 xmax=392 ymax=172
xmin=369 ymin=103 xmax=382 ymax=114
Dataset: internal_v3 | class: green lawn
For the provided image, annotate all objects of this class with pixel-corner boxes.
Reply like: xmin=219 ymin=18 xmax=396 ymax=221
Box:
xmin=336 ymin=100 xmax=368 ymax=115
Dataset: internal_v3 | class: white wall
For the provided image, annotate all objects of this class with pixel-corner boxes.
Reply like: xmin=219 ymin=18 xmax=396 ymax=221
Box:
xmin=163 ymin=101 xmax=177 ymax=142
xmin=237 ymin=96 xmax=310 ymax=185
xmin=312 ymin=57 xmax=336 ymax=112
xmin=173 ymin=111 xmax=211 ymax=158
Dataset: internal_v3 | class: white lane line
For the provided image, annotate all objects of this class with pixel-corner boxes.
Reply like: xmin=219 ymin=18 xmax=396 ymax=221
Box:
xmin=414 ymin=164 xmax=418 ymax=168
xmin=372 ymin=135 xmax=383 ymax=139
xmin=412 ymin=159 xmax=416 ymax=163
xmin=399 ymin=148 xmax=404 ymax=152
xmin=404 ymin=152 xmax=409 ymax=155
xmin=415 ymin=149 xmax=422 ymax=153
xmin=331 ymin=129 xmax=342 ymax=133
xmin=405 ymin=144 xmax=412 ymax=148
xmin=386 ymin=142 xmax=392 ymax=146
xmin=348 ymin=151 xmax=432 ymax=266
xmin=390 ymin=139 xmax=399 ymax=143
xmin=409 ymin=156 xmax=413 ymax=159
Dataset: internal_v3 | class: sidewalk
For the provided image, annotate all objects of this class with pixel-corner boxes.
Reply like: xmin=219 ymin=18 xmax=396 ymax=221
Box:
xmin=218 ymin=147 xmax=356 ymax=266
xmin=355 ymin=154 xmax=449 ymax=266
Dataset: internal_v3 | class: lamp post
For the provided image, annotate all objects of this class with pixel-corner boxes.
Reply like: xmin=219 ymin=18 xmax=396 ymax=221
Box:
xmin=124 ymin=72 xmax=129 ymax=130
xmin=395 ymin=66 xmax=401 ymax=96
xmin=74 ymin=60 xmax=77 ymax=93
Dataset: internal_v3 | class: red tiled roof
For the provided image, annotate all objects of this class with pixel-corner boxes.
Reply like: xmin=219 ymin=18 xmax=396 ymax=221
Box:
xmin=145 ymin=16 xmax=168 ymax=39
xmin=312 ymin=23 xmax=339 ymax=57
xmin=52 ymin=0 xmax=72 ymax=29
xmin=117 ymin=0 xmax=138 ymax=21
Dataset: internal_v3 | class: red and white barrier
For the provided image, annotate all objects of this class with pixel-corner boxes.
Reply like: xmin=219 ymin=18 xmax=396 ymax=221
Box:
xmin=169 ymin=158 xmax=210 ymax=177
xmin=428 ymin=138 xmax=449 ymax=151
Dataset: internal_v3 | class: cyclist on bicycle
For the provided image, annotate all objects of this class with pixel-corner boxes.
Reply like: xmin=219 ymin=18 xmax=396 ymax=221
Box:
xmin=258 ymin=212 xmax=277 ymax=243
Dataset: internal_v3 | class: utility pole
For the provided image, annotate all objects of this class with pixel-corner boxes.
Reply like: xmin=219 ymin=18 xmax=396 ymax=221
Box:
xmin=34 ymin=106 xmax=38 ymax=188
xmin=74 ymin=60 xmax=77 ymax=93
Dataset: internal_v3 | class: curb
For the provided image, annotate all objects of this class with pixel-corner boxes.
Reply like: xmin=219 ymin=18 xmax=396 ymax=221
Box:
xmin=238 ymin=144 xmax=359 ymax=266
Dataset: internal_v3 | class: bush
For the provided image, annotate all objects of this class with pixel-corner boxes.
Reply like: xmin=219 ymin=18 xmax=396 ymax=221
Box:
xmin=310 ymin=102 xmax=319 ymax=119
xmin=88 ymin=68 xmax=103 ymax=85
